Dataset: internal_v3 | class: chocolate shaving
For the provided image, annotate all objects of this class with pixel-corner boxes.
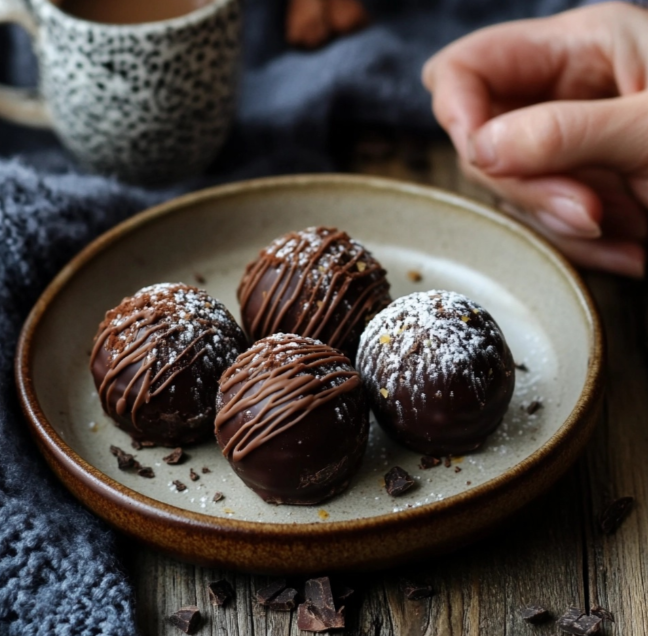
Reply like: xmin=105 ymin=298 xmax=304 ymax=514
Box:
xmin=163 ymin=448 xmax=185 ymax=465
xmin=189 ymin=469 xmax=199 ymax=482
xmin=590 ymin=604 xmax=614 ymax=622
xmin=384 ymin=466 xmax=415 ymax=497
xmin=267 ymin=588 xmax=299 ymax=611
xmin=131 ymin=439 xmax=143 ymax=450
xmin=110 ymin=445 xmax=135 ymax=470
xmin=400 ymin=577 xmax=434 ymax=601
xmin=168 ymin=606 xmax=201 ymax=634
xmin=454 ymin=466 xmax=462 ymax=473
xmin=419 ymin=456 xmax=441 ymax=469
xmin=201 ymin=466 xmax=212 ymax=474
xmin=526 ymin=400 xmax=543 ymax=415
xmin=256 ymin=579 xmax=287 ymax=606
xmin=141 ymin=440 xmax=156 ymax=448
xmin=599 ymin=497 xmax=634 ymax=534
xmin=297 ymin=577 xmax=345 ymax=632
xmin=212 ymin=492 xmax=224 ymax=503
xmin=208 ymin=579 xmax=234 ymax=607
xmin=137 ymin=466 xmax=155 ymax=478
xmin=173 ymin=480 xmax=187 ymax=492
xmin=515 ymin=362 xmax=529 ymax=372
xmin=334 ymin=586 xmax=354 ymax=604
xmin=520 ymin=605 xmax=551 ymax=623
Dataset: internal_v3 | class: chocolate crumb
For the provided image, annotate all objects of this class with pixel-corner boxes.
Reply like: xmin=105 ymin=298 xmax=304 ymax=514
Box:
xmin=400 ymin=577 xmax=434 ymax=601
xmin=257 ymin=579 xmax=287 ymax=606
xmin=599 ymin=497 xmax=634 ymax=534
xmin=526 ymin=400 xmax=543 ymax=415
xmin=590 ymin=604 xmax=614 ymax=622
xmin=419 ymin=456 xmax=441 ymax=469
xmin=137 ymin=466 xmax=155 ymax=478
xmin=267 ymin=588 xmax=299 ymax=611
xmin=520 ymin=605 xmax=551 ymax=623
xmin=407 ymin=270 xmax=423 ymax=283
xmin=297 ymin=577 xmax=345 ymax=632
xmin=444 ymin=456 xmax=452 ymax=468
xmin=208 ymin=579 xmax=234 ymax=607
xmin=110 ymin=445 xmax=135 ymax=470
xmin=194 ymin=272 xmax=206 ymax=284
xmin=454 ymin=466 xmax=462 ymax=473
xmin=131 ymin=439 xmax=143 ymax=450
xmin=515 ymin=362 xmax=529 ymax=372
xmin=173 ymin=480 xmax=187 ymax=492
xmin=163 ymin=448 xmax=185 ymax=465
xmin=189 ymin=469 xmax=199 ymax=482
xmin=201 ymin=466 xmax=212 ymax=474
xmin=168 ymin=606 xmax=201 ymax=634
xmin=466 ymin=481 xmax=472 ymax=485
xmin=384 ymin=466 xmax=415 ymax=497
xmin=212 ymin=492 xmax=224 ymax=502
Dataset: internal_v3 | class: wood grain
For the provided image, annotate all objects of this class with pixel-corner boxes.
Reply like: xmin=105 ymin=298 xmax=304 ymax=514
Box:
xmin=123 ymin=138 xmax=644 ymax=635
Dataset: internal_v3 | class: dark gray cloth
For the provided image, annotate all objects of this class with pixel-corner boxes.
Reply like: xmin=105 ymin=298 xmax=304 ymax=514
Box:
xmin=0 ymin=0 xmax=628 ymax=634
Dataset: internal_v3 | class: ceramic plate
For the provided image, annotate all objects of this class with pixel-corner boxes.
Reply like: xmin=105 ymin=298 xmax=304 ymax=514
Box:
xmin=16 ymin=175 xmax=604 ymax=573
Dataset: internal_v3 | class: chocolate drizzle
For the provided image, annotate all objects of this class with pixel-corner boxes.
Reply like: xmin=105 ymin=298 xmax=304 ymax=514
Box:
xmin=90 ymin=283 xmax=247 ymax=446
xmin=237 ymin=227 xmax=390 ymax=359
xmin=215 ymin=334 xmax=369 ymax=505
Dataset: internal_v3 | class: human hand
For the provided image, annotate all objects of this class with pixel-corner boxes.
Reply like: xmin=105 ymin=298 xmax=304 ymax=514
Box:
xmin=422 ymin=1 xmax=648 ymax=277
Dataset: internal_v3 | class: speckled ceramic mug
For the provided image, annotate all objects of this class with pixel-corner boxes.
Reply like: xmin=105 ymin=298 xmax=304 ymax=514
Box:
xmin=0 ymin=0 xmax=241 ymax=183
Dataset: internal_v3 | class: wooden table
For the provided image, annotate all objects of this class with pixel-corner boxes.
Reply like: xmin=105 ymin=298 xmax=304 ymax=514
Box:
xmin=124 ymin=137 xmax=648 ymax=635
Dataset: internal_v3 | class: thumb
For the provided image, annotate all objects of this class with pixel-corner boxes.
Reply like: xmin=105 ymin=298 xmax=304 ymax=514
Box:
xmin=467 ymin=93 xmax=648 ymax=177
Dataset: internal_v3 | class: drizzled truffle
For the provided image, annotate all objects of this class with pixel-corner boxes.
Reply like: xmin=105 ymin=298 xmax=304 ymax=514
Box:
xmin=215 ymin=334 xmax=369 ymax=505
xmin=90 ymin=283 xmax=247 ymax=446
xmin=357 ymin=291 xmax=515 ymax=455
xmin=237 ymin=227 xmax=391 ymax=360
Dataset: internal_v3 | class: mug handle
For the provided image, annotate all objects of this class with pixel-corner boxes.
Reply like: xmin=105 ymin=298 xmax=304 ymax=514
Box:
xmin=0 ymin=0 xmax=52 ymax=127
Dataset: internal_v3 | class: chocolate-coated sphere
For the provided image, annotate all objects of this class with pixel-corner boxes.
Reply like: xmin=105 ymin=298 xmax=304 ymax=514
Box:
xmin=91 ymin=283 xmax=247 ymax=446
xmin=215 ymin=334 xmax=369 ymax=505
xmin=237 ymin=227 xmax=391 ymax=360
xmin=357 ymin=291 xmax=515 ymax=455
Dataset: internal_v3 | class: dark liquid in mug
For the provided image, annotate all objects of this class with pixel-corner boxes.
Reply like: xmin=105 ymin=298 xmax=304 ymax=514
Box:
xmin=57 ymin=0 xmax=213 ymax=24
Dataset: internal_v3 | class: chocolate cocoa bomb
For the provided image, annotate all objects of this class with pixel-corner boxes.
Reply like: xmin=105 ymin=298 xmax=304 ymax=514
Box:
xmin=215 ymin=333 xmax=369 ymax=505
xmin=357 ymin=291 xmax=515 ymax=455
xmin=90 ymin=283 xmax=247 ymax=446
xmin=237 ymin=227 xmax=391 ymax=360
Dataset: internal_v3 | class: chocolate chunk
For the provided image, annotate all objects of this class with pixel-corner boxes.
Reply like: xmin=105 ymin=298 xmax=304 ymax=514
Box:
xmin=297 ymin=577 xmax=345 ymax=632
xmin=400 ymin=577 xmax=434 ymax=601
xmin=168 ymin=606 xmax=201 ymax=634
xmin=212 ymin=492 xmax=224 ymax=503
xmin=520 ymin=605 xmax=551 ymax=623
xmin=173 ymin=480 xmax=187 ymax=492
xmin=454 ymin=466 xmax=462 ymax=473
xmin=557 ymin=612 xmax=602 ymax=635
xmin=110 ymin=445 xmax=135 ymax=470
xmin=558 ymin=607 xmax=584 ymax=626
xmin=201 ymin=466 xmax=212 ymax=474
xmin=590 ymin=604 xmax=614 ymax=622
xmin=384 ymin=466 xmax=415 ymax=497
xmin=515 ymin=362 xmax=529 ymax=372
xmin=444 ymin=456 xmax=452 ymax=468
xmin=267 ymin=588 xmax=299 ymax=611
xmin=163 ymin=448 xmax=185 ymax=465
xmin=189 ymin=469 xmax=199 ymax=482
xmin=526 ymin=400 xmax=543 ymax=415
xmin=256 ymin=579 xmax=287 ymax=606
xmin=599 ymin=497 xmax=634 ymax=534
xmin=419 ymin=456 xmax=441 ymax=469
xmin=137 ymin=467 xmax=155 ymax=478
xmin=208 ymin=579 xmax=234 ymax=607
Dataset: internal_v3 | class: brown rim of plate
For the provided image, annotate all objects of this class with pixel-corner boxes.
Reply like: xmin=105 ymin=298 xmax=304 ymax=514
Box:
xmin=15 ymin=173 xmax=604 ymax=544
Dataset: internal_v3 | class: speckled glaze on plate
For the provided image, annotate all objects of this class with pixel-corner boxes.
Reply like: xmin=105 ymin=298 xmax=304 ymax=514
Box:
xmin=16 ymin=175 xmax=604 ymax=573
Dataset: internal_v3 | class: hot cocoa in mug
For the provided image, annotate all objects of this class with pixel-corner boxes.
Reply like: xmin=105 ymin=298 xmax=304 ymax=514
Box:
xmin=0 ymin=0 xmax=241 ymax=184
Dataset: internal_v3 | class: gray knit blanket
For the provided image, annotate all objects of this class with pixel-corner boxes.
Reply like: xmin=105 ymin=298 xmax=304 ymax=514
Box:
xmin=0 ymin=0 xmax=612 ymax=633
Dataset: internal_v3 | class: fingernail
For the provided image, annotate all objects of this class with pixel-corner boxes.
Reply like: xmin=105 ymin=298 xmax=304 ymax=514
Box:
xmin=547 ymin=197 xmax=601 ymax=238
xmin=448 ymin=123 xmax=467 ymax=158
xmin=467 ymin=128 xmax=497 ymax=168
xmin=536 ymin=209 xmax=601 ymax=239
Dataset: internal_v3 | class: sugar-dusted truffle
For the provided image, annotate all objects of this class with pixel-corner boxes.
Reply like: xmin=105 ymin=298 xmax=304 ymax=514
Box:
xmin=237 ymin=227 xmax=391 ymax=360
xmin=215 ymin=333 xmax=369 ymax=505
xmin=90 ymin=283 xmax=247 ymax=446
xmin=357 ymin=291 xmax=515 ymax=455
